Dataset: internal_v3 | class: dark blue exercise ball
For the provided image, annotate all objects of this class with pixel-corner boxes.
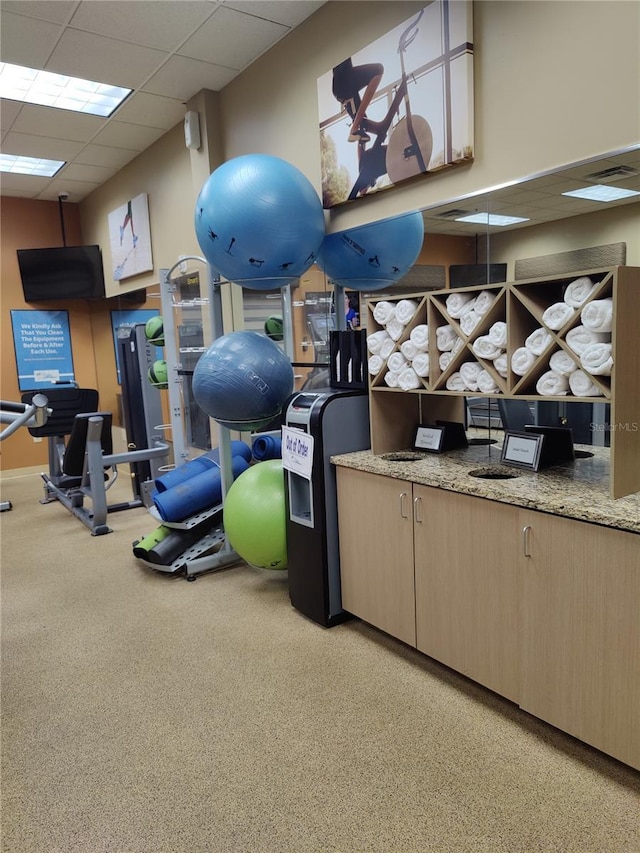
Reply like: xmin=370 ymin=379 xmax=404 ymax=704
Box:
xmin=194 ymin=154 xmax=325 ymax=290
xmin=192 ymin=331 xmax=294 ymax=432
xmin=316 ymin=210 xmax=424 ymax=291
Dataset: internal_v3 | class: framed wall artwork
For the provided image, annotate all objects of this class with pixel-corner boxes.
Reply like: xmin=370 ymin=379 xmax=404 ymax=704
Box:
xmin=108 ymin=192 xmax=154 ymax=281
xmin=317 ymin=0 xmax=474 ymax=208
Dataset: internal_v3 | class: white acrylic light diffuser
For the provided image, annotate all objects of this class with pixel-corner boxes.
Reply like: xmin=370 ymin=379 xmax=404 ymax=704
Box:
xmin=561 ymin=185 xmax=640 ymax=202
xmin=0 ymin=62 xmax=131 ymax=117
xmin=0 ymin=154 xmax=65 ymax=176
xmin=455 ymin=213 xmax=530 ymax=226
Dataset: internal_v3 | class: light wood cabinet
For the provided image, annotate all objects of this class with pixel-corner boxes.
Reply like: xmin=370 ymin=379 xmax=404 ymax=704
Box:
xmin=335 ymin=466 xmax=639 ymax=769
xmin=413 ymin=487 xmax=521 ymax=703
xmin=336 ymin=467 xmax=416 ymax=646
xmin=365 ymin=265 xmax=640 ymax=498
xmin=519 ymin=511 xmax=640 ymax=770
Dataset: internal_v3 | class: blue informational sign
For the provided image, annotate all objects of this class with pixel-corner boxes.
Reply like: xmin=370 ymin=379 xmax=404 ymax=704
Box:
xmin=111 ymin=309 xmax=161 ymax=384
xmin=11 ymin=309 xmax=75 ymax=391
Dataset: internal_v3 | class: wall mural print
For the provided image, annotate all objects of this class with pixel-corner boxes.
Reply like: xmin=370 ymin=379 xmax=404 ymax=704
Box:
xmin=108 ymin=192 xmax=153 ymax=281
xmin=317 ymin=0 xmax=474 ymax=208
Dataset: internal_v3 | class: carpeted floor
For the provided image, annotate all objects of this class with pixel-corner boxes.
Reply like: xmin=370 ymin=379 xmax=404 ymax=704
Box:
xmin=1 ymin=467 xmax=639 ymax=853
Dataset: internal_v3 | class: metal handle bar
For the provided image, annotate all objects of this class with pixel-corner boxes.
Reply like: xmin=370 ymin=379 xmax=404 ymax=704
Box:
xmin=0 ymin=394 xmax=50 ymax=441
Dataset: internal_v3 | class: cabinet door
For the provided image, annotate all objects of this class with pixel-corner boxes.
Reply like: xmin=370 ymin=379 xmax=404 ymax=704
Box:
xmin=414 ymin=487 xmax=522 ymax=703
xmin=336 ymin=468 xmax=416 ymax=646
xmin=520 ymin=511 xmax=640 ymax=770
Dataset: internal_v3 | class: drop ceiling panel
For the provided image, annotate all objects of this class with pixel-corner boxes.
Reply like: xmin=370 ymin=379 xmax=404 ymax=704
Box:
xmin=91 ymin=121 xmax=166 ymax=151
xmin=0 ymin=1 xmax=76 ymax=24
xmin=46 ymin=29 xmax=168 ymax=89
xmin=11 ymin=104 xmax=104 ymax=141
xmin=222 ymin=0 xmax=325 ymax=27
xmin=0 ymin=99 xmax=22 ymax=132
xmin=2 ymin=131 xmax=84 ymax=161
xmin=60 ymin=162 xmax=116 ymax=183
xmin=178 ymin=5 xmax=288 ymax=69
xmin=38 ymin=178 xmax=101 ymax=201
xmin=0 ymin=172 xmax=51 ymax=196
xmin=0 ymin=12 xmax=63 ymax=67
xmin=113 ymin=92 xmax=186 ymax=130
xmin=142 ymin=55 xmax=237 ymax=101
xmin=74 ymin=143 xmax=140 ymax=170
xmin=68 ymin=1 xmax=216 ymax=52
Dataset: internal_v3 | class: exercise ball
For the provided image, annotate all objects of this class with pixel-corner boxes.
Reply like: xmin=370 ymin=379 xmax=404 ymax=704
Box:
xmin=192 ymin=331 xmax=293 ymax=431
xmin=223 ymin=460 xmax=288 ymax=570
xmin=145 ymin=315 xmax=164 ymax=347
xmin=148 ymin=359 xmax=168 ymax=389
xmin=264 ymin=315 xmax=284 ymax=341
xmin=316 ymin=210 xmax=424 ymax=292
xmin=194 ymin=154 xmax=325 ymax=290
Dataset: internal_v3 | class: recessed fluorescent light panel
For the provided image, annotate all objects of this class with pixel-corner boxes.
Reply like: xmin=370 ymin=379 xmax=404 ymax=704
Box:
xmin=455 ymin=213 xmax=530 ymax=226
xmin=0 ymin=62 xmax=131 ymax=117
xmin=561 ymin=185 xmax=640 ymax=202
xmin=0 ymin=153 xmax=64 ymax=177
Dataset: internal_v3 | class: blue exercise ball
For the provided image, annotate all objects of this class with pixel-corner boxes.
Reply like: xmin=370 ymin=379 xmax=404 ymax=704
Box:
xmin=316 ymin=210 xmax=424 ymax=292
xmin=192 ymin=331 xmax=293 ymax=431
xmin=194 ymin=154 xmax=325 ymax=290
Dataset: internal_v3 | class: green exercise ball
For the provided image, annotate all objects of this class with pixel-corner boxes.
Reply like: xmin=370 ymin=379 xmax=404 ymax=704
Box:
xmin=148 ymin=359 xmax=168 ymax=389
xmin=223 ymin=460 xmax=288 ymax=570
xmin=145 ymin=315 xmax=165 ymax=347
xmin=264 ymin=314 xmax=284 ymax=341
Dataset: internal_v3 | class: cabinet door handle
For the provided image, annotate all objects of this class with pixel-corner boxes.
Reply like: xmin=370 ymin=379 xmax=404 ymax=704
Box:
xmin=522 ymin=525 xmax=532 ymax=557
xmin=399 ymin=492 xmax=409 ymax=519
xmin=413 ymin=496 xmax=423 ymax=523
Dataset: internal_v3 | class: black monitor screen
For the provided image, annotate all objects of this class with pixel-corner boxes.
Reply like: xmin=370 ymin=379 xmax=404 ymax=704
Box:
xmin=17 ymin=245 xmax=106 ymax=301
xmin=308 ymin=314 xmax=335 ymax=343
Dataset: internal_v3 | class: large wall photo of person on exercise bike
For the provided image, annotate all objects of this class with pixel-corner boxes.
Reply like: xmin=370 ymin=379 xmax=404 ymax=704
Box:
xmin=317 ymin=1 xmax=474 ymax=208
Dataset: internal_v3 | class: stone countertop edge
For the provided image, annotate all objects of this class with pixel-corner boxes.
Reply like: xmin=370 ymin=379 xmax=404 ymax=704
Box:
xmin=330 ymin=445 xmax=640 ymax=535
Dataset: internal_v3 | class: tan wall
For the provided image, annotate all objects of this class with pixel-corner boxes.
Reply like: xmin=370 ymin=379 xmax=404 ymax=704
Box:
xmin=218 ymin=0 xmax=640 ymax=232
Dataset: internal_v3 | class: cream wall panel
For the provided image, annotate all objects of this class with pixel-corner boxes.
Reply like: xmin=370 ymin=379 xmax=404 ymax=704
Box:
xmin=79 ymin=125 xmax=200 ymax=296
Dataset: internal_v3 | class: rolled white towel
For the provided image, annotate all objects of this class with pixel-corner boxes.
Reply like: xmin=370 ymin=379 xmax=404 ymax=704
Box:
xmin=400 ymin=339 xmax=419 ymax=362
xmin=409 ymin=324 xmax=429 ymax=351
xmin=439 ymin=352 xmax=453 ymax=372
xmin=565 ymin=325 xmax=610 ymax=356
xmin=379 ymin=337 xmax=396 ymax=360
xmin=398 ymin=367 xmax=421 ymax=391
xmin=494 ymin=353 xmax=509 ymax=378
xmin=580 ymin=342 xmax=613 ymax=376
xmin=367 ymin=329 xmax=391 ymax=355
xmin=395 ymin=299 xmax=419 ymax=325
xmin=452 ymin=337 xmax=465 ymax=354
xmin=564 ymin=276 xmax=597 ymax=308
xmin=477 ymin=369 xmax=499 ymax=394
xmin=488 ymin=320 xmax=507 ymax=348
xmin=412 ymin=352 xmax=430 ymax=377
xmin=474 ymin=290 xmax=495 ymax=317
xmin=384 ymin=370 xmax=400 ymax=388
xmin=511 ymin=346 xmax=536 ymax=377
xmin=525 ymin=327 xmax=553 ymax=356
xmin=542 ymin=301 xmax=576 ymax=331
xmin=460 ymin=310 xmax=481 ymax=337
xmin=368 ymin=354 xmax=384 ymax=375
xmin=387 ymin=352 xmax=408 ymax=374
xmin=445 ymin=291 xmax=475 ymax=319
xmin=569 ymin=369 xmax=604 ymax=397
xmin=460 ymin=361 xmax=482 ymax=391
xmin=445 ymin=372 xmax=466 ymax=391
xmin=386 ymin=318 xmax=405 ymax=342
xmin=436 ymin=324 xmax=458 ymax=352
xmin=373 ymin=301 xmax=396 ymax=325
xmin=549 ymin=349 xmax=578 ymax=377
xmin=471 ymin=335 xmax=502 ymax=361
xmin=536 ymin=370 xmax=569 ymax=396
xmin=581 ymin=298 xmax=613 ymax=334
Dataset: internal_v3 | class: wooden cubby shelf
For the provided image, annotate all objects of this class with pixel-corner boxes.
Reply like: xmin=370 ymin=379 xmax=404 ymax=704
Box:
xmin=365 ymin=266 xmax=640 ymax=499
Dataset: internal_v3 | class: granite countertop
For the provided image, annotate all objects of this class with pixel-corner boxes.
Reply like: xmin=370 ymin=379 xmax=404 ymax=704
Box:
xmin=331 ymin=442 xmax=640 ymax=534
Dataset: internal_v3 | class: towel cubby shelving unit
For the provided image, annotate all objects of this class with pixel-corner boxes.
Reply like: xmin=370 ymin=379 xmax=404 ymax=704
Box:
xmin=365 ymin=265 xmax=640 ymax=499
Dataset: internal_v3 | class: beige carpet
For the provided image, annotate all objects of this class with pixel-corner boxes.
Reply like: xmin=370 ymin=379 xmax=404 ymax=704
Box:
xmin=1 ymin=468 xmax=639 ymax=853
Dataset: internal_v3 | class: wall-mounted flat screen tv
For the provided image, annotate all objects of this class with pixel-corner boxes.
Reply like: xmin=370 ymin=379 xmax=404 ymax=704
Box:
xmin=17 ymin=245 xmax=106 ymax=301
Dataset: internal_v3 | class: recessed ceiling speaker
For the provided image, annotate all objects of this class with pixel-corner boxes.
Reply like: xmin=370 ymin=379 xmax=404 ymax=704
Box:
xmin=184 ymin=111 xmax=201 ymax=150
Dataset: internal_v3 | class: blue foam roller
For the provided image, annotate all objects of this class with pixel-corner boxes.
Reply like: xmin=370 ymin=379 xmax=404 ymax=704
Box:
xmin=204 ymin=441 xmax=253 ymax=465
xmin=252 ymin=434 xmax=282 ymax=461
xmin=153 ymin=456 xmax=250 ymax=522
xmin=154 ymin=455 xmax=217 ymax=493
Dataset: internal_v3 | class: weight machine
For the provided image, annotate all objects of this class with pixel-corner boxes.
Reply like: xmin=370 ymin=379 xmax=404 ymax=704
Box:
xmin=1 ymin=394 xmax=51 ymax=512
